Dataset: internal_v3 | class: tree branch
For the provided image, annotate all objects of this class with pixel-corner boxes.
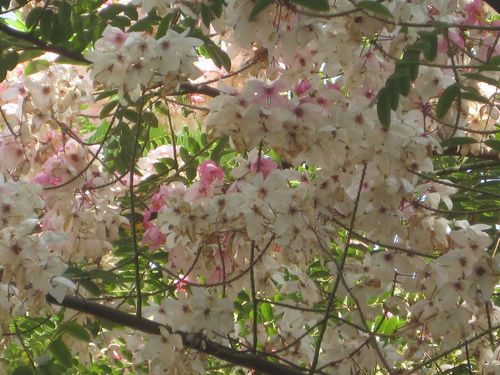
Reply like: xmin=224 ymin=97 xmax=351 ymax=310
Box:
xmin=46 ymin=294 xmax=306 ymax=375
xmin=0 ymin=22 xmax=89 ymax=64
xmin=442 ymin=146 xmax=500 ymax=161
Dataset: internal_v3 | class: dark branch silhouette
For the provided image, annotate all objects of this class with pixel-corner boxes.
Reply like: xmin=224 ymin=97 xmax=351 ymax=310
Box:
xmin=46 ymin=294 xmax=307 ymax=375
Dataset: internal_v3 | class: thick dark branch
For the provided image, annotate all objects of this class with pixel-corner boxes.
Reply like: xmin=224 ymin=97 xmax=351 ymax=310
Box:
xmin=46 ymin=294 xmax=306 ymax=375
xmin=177 ymin=83 xmax=221 ymax=97
xmin=0 ymin=22 xmax=90 ymax=64
xmin=442 ymin=146 xmax=500 ymax=161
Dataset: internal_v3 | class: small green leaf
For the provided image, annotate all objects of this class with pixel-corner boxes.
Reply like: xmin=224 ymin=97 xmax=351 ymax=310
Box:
xmin=48 ymin=338 xmax=73 ymax=367
xmin=98 ymin=4 xmax=126 ymax=19
xmin=185 ymin=160 xmax=198 ymax=181
xmin=386 ymin=76 xmax=400 ymax=111
xmin=24 ymin=59 xmax=51 ymax=75
xmin=249 ymin=0 xmax=274 ymax=20
xmin=143 ymin=111 xmax=158 ymax=127
xmin=418 ymin=31 xmax=438 ymax=61
xmin=462 ymin=73 xmax=500 ymax=89
xmin=210 ymin=137 xmax=229 ymax=162
xmin=201 ymin=3 xmax=213 ymax=27
xmin=377 ymin=87 xmax=391 ymax=128
xmin=62 ymin=321 xmax=91 ymax=342
xmin=486 ymin=55 xmax=500 ymax=66
xmin=403 ymin=48 xmax=421 ymax=80
xmin=88 ymin=121 xmax=110 ymax=143
xmin=110 ymin=15 xmax=131 ymax=29
xmin=357 ymin=0 xmax=393 ymax=18
xmin=2 ymin=50 xmax=19 ymax=71
xmin=80 ymin=280 xmax=101 ymax=296
xmin=460 ymin=92 xmax=489 ymax=104
xmin=12 ymin=365 xmax=35 ymax=375
xmin=100 ymin=100 xmax=119 ymax=118
xmin=25 ymin=7 xmax=44 ymax=29
xmin=39 ymin=9 xmax=54 ymax=39
xmin=205 ymin=42 xmax=231 ymax=72
xmin=441 ymin=137 xmax=477 ymax=147
xmin=485 ymin=139 xmax=500 ymax=152
xmin=436 ymin=83 xmax=459 ymax=118
xmin=291 ymin=0 xmax=329 ymax=11
xmin=128 ymin=17 xmax=156 ymax=32
xmin=187 ymin=136 xmax=201 ymax=154
xmin=260 ymin=303 xmax=273 ymax=321
xmin=179 ymin=146 xmax=191 ymax=163
xmin=394 ymin=66 xmax=411 ymax=96
xmin=17 ymin=50 xmax=44 ymax=63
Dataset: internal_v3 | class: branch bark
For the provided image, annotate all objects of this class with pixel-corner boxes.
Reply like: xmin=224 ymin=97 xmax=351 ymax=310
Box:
xmin=0 ymin=22 xmax=89 ymax=64
xmin=46 ymin=294 xmax=306 ymax=375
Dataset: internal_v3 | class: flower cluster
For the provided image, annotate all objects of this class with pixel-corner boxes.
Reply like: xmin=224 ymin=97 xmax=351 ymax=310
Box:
xmin=86 ymin=26 xmax=202 ymax=103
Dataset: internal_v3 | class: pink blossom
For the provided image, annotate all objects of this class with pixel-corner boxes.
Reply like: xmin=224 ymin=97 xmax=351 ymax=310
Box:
xmin=250 ymin=156 xmax=278 ymax=177
xmin=198 ymin=160 xmax=224 ymax=189
xmin=244 ymin=80 xmax=289 ymax=107
xmin=463 ymin=0 xmax=484 ymax=25
xmin=101 ymin=26 xmax=128 ymax=48
xmin=294 ymin=80 xmax=312 ymax=96
xmin=142 ymin=225 xmax=167 ymax=251
xmin=438 ymin=31 xmax=465 ymax=53
xmin=32 ymin=170 xmax=62 ymax=187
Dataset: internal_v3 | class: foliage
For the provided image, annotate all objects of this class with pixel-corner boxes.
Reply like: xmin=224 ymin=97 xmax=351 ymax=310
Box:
xmin=0 ymin=0 xmax=499 ymax=374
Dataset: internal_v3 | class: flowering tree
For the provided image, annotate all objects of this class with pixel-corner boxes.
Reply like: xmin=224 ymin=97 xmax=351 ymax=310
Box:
xmin=0 ymin=0 xmax=499 ymax=373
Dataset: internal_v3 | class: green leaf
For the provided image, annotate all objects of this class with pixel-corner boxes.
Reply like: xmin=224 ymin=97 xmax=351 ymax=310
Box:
xmin=441 ymin=137 xmax=478 ymax=147
xmin=100 ymin=100 xmax=119 ymax=118
xmin=485 ymin=139 xmax=500 ymax=152
xmin=25 ymin=7 xmax=44 ymax=29
xmin=48 ymin=338 xmax=73 ymax=367
xmin=394 ymin=66 xmax=411 ymax=96
xmin=210 ymin=137 xmax=229 ymax=162
xmin=17 ymin=50 xmax=44 ymax=63
xmin=462 ymin=73 xmax=500 ymax=89
xmin=80 ymin=280 xmax=101 ymax=296
xmin=205 ymin=41 xmax=231 ymax=72
xmin=50 ymin=16 xmax=67 ymax=44
xmin=249 ymin=0 xmax=274 ymax=20
xmin=403 ymin=48 xmax=421 ymax=80
xmin=418 ymin=31 xmax=438 ymax=61
xmin=2 ymin=50 xmax=19 ymax=71
xmin=89 ymin=269 xmax=122 ymax=284
xmin=156 ymin=12 xmax=178 ymax=39
xmin=143 ymin=111 xmax=158 ymax=127
xmin=291 ymin=0 xmax=329 ymax=11
xmin=377 ymin=87 xmax=391 ymax=128
xmin=201 ymin=3 xmax=213 ymax=27
xmin=357 ymin=0 xmax=393 ymax=18
xmin=88 ymin=121 xmax=110 ymax=143
xmin=460 ymin=91 xmax=489 ymax=104
xmin=179 ymin=146 xmax=191 ymax=163
xmin=12 ymin=365 xmax=35 ymax=375
xmin=185 ymin=160 xmax=198 ymax=181
xmin=24 ymin=59 xmax=51 ymax=75
xmin=187 ymin=136 xmax=201 ymax=154
xmin=39 ymin=9 xmax=54 ymax=39
xmin=62 ymin=321 xmax=91 ymax=342
xmin=128 ymin=17 xmax=156 ymax=32
xmin=98 ymin=4 xmax=126 ymax=19
xmin=110 ymin=16 xmax=131 ymax=29
xmin=260 ymin=303 xmax=273 ymax=321
xmin=57 ymin=2 xmax=72 ymax=34
xmin=486 ymin=55 xmax=500 ymax=66
xmin=386 ymin=76 xmax=400 ymax=111
xmin=436 ymin=83 xmax=459 ymax=118
xmin=383 ymin=316 xmax=399 ymax=335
